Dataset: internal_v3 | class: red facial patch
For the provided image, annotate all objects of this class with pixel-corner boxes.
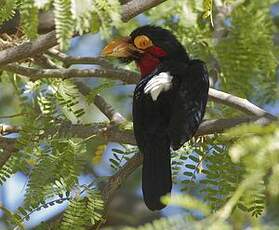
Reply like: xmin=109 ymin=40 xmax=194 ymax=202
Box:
xmin=148 ymin=46 xmax=167 ymax=57
xmin=136 ymin=46 xmax=167 ymax=77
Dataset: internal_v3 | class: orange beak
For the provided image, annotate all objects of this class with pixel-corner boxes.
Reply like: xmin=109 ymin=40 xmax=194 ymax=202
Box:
xmin=101 ymin=37 xmax=143 ymax=58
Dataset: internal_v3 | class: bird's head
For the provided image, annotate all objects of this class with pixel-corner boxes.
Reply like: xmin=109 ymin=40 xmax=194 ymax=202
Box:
xmin=102 ymin=26 xmax=189 ymax=77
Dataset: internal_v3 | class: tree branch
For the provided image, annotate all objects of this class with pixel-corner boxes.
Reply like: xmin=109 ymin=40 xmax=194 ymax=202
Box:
xmin=47 ymin=49 xmax=114 ymax=68
xmin=0 ymin=137 xmax=17 ymax=168
xmin=0 ymin=123 xmax=21 ymax=135
xmin=1 ymin=64 xmax=139 ymax=84
xmin=208 ymin=88 xmax=276 ymax=119
xmin=2 ymin=62 xmax=276 ymax=121
xmin=0 ymin=31 xmax=57 ymax=66
xmin=121 ymin=0 xmax=167 ymax=22
xmin=94 ymin=94 xmax=126 ymax=124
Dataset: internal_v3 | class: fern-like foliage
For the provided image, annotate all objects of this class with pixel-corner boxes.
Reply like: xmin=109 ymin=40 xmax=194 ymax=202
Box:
xmin=20 ymin=0 xmax=39 ymax=38
xmin=23 ymin=139 xmax=86 ymax=208
xmin=0 ymin=0 xmax=18 ymax=24
xmin=0 ymin=0 xmax=121 ymax=48
xmin=0 ymin=75 xmax=101 ymax=228
xmin=110 ymin=144 xmax=138 ymax=171
xmin=93 ymin=0 xmax=121 ymax=38
xmin=122 ymin=123 xmax=279 ymax=230
xmin=53 ymin=0 xmax=74 ymax=50
xmin=61 ymin=189 xmax=104 ymax=229
xmin=216 ymin=2 xmax=278 ymax=103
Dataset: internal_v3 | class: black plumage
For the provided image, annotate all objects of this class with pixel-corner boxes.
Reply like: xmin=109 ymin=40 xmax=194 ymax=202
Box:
xmin=133 ymin=59 xmax=209 ymax=210
xmin=102 ymin=25 xmax=209 ymax=211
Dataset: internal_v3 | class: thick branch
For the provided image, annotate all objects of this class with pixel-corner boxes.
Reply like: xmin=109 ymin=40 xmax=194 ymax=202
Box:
xmin=102 ymin=152 xmax=142 ymax=202
xmin=105 ymin=116 xmax=274 ymax=145
xmin=0 ymin=31 xmax=57 ymax=66
xmin=0 ymin=116 xmax=273 ymax=145
xmin=121 ymin=0 xmax=167 ymax=22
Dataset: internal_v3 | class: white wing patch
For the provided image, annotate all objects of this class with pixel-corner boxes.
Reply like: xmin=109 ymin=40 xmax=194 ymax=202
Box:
xmin=144 ymin=72 xmax=173 ymax=101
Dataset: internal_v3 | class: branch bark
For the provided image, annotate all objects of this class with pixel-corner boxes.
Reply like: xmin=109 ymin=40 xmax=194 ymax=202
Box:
xmin=208 ymin=88 xmax=276 ymax=120
xmin=121 ymin=0 xmax=167 ymax=22
xmin=0 ymin=137 xmax=17 ymax=168
xmin=47 ymin=49 xmax=114 ymax=68
xmin=1 ymin=64 xmax=139 ymax=84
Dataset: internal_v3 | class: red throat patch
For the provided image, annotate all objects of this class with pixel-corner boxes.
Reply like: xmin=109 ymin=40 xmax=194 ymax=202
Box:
xmin=136 ymin=53 xmax=160 ymax=77
xmin=136 ymin=47 xmax=167 ymax=77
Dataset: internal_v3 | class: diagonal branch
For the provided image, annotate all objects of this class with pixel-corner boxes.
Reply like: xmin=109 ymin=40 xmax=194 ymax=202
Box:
xmin=121 ymin=0 xmax=167 ymax=22
xmin=208 ymin=88 xmax=276 ymax=119
xmin=0 ymin=31 xmax=57 ymax=66
xmin=94 ymin=94 xmax=126 ymax=124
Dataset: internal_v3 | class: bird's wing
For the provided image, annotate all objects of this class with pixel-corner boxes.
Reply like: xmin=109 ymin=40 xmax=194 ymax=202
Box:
xmin=133 ymin=73 xmax=173 ymax=210
xmin=168 ymin=60 xmax=209 ymax=150
xmin=133 ymin=71 xmax=174 ymax=152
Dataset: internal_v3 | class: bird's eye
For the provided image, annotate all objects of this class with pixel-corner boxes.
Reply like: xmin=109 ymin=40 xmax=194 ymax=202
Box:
xmin=134 ymin=35 xmax=153 ymax=50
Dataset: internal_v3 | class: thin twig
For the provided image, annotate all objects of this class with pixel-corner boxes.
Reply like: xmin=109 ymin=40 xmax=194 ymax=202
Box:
xmin=47 ymin=49 xmax=114 ymax=68
xmin=208 ymin=88 xmax=276 ymax=119
xmin=0 ymin=113 xmax=26 ymax=119
xmin=1 ymin=63 xmax=139 ymax=84
xmin=34 ymin=54 xmax=59 ymax=69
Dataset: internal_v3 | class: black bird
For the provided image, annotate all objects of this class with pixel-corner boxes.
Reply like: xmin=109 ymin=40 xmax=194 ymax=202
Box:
xmin=102 ymin=26 xmax=209 ymax=210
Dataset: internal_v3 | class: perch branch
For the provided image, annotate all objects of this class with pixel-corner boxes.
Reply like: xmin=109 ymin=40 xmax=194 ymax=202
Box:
xmin=0 ymin=113 xmax=26 ymax=119
xmin=2 ymin=63 xmax=276 ymax=120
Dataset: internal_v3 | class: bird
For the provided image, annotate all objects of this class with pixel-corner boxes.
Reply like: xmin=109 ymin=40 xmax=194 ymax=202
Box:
xmin=102 ymin=25 xmax=209 ymax=211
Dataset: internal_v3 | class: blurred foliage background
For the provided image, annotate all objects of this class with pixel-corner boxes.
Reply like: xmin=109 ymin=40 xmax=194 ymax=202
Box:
xmin=0 ymin=0 xmax=278 ymax=229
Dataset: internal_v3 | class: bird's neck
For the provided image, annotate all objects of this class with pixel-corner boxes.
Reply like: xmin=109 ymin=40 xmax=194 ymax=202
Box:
xmin=136 ymin=53 xmax=161 ymax=77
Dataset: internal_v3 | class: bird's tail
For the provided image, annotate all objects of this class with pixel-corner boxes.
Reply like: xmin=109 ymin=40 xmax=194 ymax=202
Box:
xmin=142 ymin=136 xmax=172 ymax=210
